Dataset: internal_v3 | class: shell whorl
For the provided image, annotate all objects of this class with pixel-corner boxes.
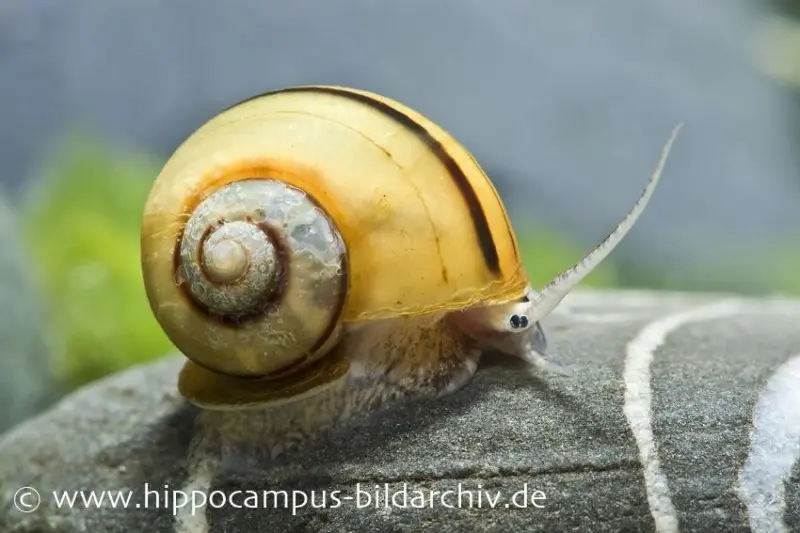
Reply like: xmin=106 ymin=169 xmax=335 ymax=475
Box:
xmin=170 ymin=178 xmax=348 ymax=378
xmin=141 ymin=85 xmax=532 ymax=407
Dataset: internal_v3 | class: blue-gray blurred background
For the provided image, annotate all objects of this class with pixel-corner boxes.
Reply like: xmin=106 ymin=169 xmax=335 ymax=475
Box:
xmin=1 ymin=0 xmax=799 ymax=431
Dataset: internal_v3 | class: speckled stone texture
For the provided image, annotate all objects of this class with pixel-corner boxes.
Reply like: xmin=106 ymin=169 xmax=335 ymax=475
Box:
xmin=1 ymin=290 xmax=798 ymax=532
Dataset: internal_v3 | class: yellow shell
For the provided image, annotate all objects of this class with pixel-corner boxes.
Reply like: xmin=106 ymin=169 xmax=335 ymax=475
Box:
xmin=140 ymin=85 xmax=529 ymax=406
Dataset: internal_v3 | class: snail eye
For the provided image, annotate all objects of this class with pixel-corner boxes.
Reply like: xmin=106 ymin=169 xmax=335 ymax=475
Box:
xmin=509 ymin=314 xmax=530 ymax=330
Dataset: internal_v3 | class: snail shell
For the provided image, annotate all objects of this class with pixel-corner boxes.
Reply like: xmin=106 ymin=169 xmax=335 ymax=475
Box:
xmin=140 ymin=86 xmax=528 ymax=407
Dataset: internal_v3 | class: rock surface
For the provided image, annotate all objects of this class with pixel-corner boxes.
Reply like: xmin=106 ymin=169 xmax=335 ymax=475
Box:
xmin=1 ymin=290 xmax=799 ymax=532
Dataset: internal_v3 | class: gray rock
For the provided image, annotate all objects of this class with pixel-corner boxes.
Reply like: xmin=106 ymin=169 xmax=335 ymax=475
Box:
xmin=0 ymin=196 xmax=56 ymax=433
xmin=0 ymin=1 xmax=797 ymax=291
xmin=1 ymin=290 xmax=799 ymax=532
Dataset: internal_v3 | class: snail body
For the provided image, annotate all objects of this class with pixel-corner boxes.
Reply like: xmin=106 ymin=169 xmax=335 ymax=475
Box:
xmin=141 ymin=85 xmax=680 ymax=425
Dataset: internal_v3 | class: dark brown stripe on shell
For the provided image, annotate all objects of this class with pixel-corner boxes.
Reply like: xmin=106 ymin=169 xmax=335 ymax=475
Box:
xmin=224 ymin=86 xmax=502 ymax=275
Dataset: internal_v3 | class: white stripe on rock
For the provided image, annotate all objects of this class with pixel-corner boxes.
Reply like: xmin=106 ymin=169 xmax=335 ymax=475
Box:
xmin=736 ymin=354 xmax=800 ymax=533
xmin=175 ymin=456 xmax=215 ymax=533
xmin=623 ymin=299 xmax=747 ymax=533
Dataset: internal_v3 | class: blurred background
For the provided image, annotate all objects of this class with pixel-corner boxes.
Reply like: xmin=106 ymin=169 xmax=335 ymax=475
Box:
xmin=1 ymin=0 xmax=799 ymax=431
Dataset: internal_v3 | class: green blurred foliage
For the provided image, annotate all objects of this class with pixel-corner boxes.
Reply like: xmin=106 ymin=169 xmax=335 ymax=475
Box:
xmin=18 ymin=136 xmax=627 ymax=391
xmin=516 ymin=228 xmax=619 ymax=289
xmin=26 ymin=134 xmax=800 ymax=392
xmin=764 ymin=246 xmax=800 ymax=295
xmin=5 ymin=3 xmax=800 ymax=398
xmin=19 ymin=134 xmax=800 ymax=392
xmin=21 ymin=135 xmax=173 ymax=390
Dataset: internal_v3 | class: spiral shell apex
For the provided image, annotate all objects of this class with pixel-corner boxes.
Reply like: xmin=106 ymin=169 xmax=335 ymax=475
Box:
xmin=145 ymin=177 xmax=348 ymax=379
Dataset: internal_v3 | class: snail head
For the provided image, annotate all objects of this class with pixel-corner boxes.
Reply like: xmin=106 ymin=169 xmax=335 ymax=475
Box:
xmin=451 ymin=124 xmax=682 ymax=376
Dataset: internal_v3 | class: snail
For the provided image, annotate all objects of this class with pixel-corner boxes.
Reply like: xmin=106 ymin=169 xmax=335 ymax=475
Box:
xmin=140 ymin=85 xmax=681 ymax=456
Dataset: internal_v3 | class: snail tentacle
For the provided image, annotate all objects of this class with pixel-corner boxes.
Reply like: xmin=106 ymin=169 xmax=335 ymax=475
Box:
xmin=526 ymin=123 xmax=683 ymax=322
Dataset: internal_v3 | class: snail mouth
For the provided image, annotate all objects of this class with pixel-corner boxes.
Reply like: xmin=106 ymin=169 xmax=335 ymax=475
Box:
xmin=178 ymin=350 xmax=350 ymax=410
